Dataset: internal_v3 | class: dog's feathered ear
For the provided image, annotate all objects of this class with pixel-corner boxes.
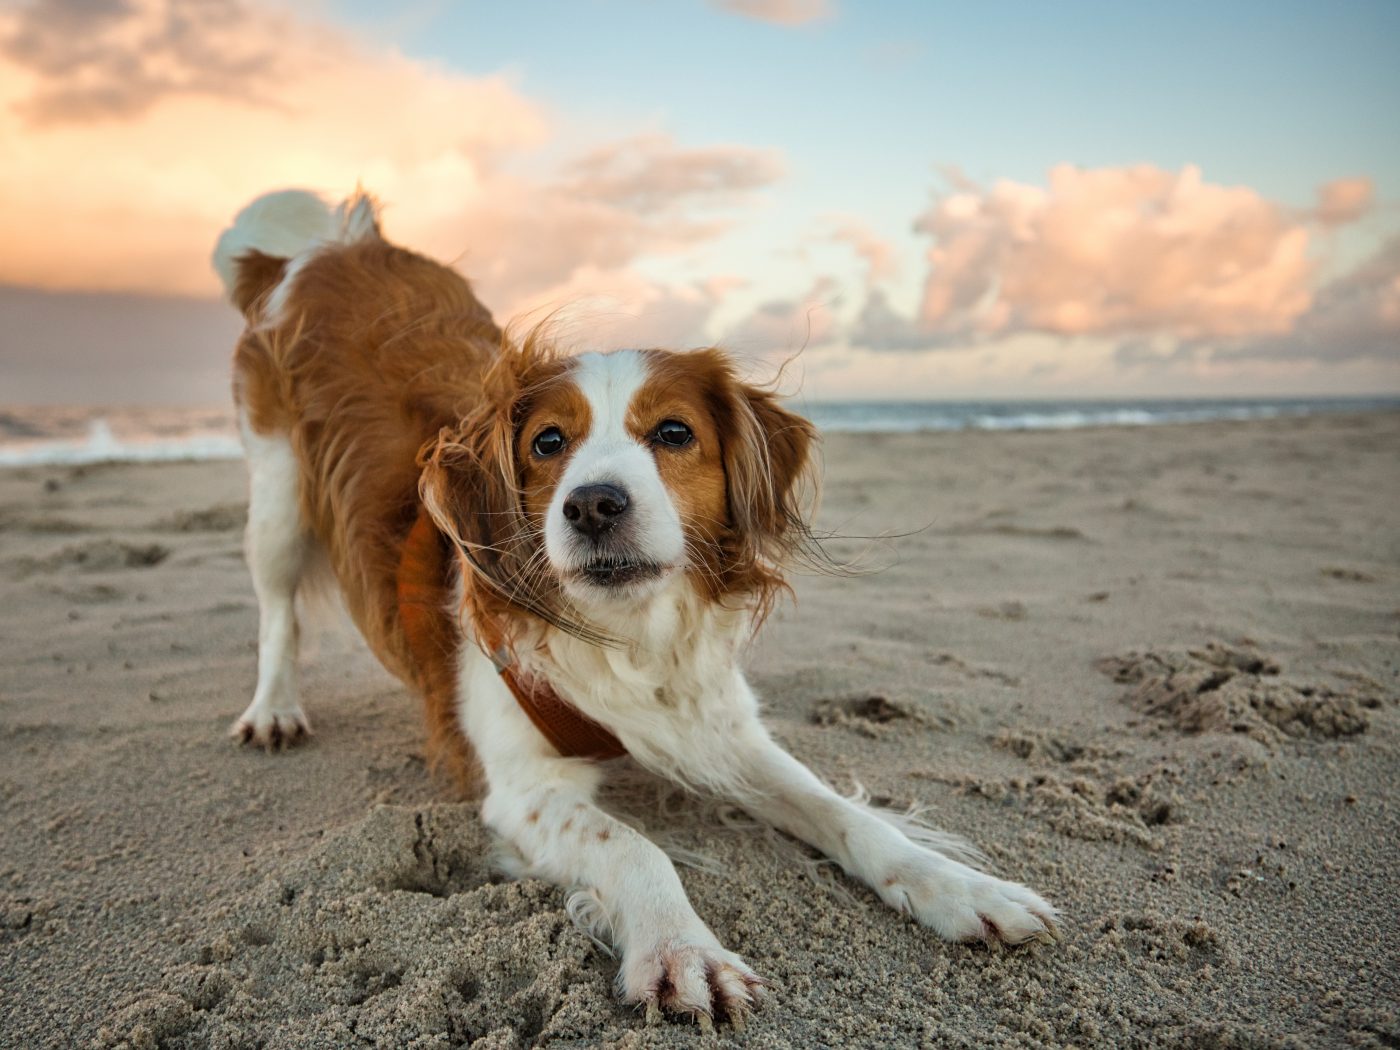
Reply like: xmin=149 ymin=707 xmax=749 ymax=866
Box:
xmin=418 ymin=347 xmax=535 ymax=636
xmin=419 ymin=416 xmax=517 ymax=583
xmin=724 ymin=382 xmax=818 ymax=546
xmin=418 ymin=331 xmax=608 ymax=645
xmin=712 ymin=358 xmax=820 ymax=617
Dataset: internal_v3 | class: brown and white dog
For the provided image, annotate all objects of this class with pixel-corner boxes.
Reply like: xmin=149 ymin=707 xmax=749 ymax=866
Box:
xmin=212 ymin=189 xmax=1057 ymax=1027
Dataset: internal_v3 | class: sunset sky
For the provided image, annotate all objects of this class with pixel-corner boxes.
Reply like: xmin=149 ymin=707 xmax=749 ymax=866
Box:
xmin=2 ymin=0 xmax=1397 ymax=405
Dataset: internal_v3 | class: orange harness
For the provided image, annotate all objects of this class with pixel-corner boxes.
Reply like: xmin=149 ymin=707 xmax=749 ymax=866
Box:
xmin=397 ymin=508 xmax=627 ymax=761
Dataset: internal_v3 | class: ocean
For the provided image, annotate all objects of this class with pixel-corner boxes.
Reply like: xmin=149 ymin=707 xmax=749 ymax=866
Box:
xmin=1 ymin=397 xmax=1395 ymax=467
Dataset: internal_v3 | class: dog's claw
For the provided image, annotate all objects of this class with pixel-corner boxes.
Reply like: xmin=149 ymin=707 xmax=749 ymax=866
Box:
xmin=623 ymin=942 xmax=763 ymax=1030
xmin=979 ymin=916 xmax=1006 ymax=949
xmin=230 ymin=707 xmax=311 ymax=751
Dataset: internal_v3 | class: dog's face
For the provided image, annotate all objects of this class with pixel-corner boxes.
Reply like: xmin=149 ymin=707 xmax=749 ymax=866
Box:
xmin=520 ymin=351 xmax=729 ymax=603
xmin=423 ymin=344 xmax=816 ymax=637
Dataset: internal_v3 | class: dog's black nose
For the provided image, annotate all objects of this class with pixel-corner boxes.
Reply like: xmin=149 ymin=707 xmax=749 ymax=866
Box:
xmin=563 ymin=483 xmax=629 ymax=539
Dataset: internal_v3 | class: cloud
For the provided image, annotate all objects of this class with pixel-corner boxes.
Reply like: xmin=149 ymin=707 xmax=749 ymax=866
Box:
xmin=0 ymin=0 xmax=548 ymax=296
xmin=1209 ymin=235 xmax=1400 ymax=364
xmin=1313 ymin=177 xmax=1375 ymax=227
xmin=2 ymin=0 xmax=292 ymax=125
xmin=449 ymin=134 xmax=782 ymax=315
xmin=562 ymin=133 xmax=781 ymax=213
xmin=0 ymin=0 xmax=781 ymax=322
xmin=709 ymin=0 xmax=833 ymax=27
xmin=499 ymin=267 xmax=734 ymax=353
xmin=829 ymin=219 xmax=897 ymax=287
xmin=719 ymin=276 xmax=841 ymax=358
xmin=848 ymin=165 xmax=1388 ymax=355
xmin=850 ymin=287 xmax=944 ymax=351
xmin=919 ymin=164 xmax=1314 ymax=341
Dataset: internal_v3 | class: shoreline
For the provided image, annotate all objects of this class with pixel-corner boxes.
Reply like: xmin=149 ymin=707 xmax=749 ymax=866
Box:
xmin=2 ymin=399 xmax=1398 ymax=469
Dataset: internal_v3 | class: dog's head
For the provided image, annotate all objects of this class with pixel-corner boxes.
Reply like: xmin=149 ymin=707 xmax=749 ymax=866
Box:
xmin=421 ymin=340 xmax=817 ymax=643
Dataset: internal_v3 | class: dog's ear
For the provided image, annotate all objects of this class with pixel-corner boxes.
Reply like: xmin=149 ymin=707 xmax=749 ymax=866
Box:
xmin=715 ymin=361 xmax=819 ymax=591
xmin=418 ymin=333 xmax=597 ymax=643
xmin=418 ymin=349 xmax=535 ymax=635
xmin=725 ymin=383 xmax=817 ymax=545
xmin=419 ymin=414 xmax=518 ymax=581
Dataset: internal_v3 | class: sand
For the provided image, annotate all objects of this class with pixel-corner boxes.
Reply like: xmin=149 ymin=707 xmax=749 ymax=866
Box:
xmin=1 ymin=412 xmax=1397 ymax=1049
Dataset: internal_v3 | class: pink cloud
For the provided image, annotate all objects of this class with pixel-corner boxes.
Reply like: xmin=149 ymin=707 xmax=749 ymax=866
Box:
xmin=848 ymin=165 xmax=1394 ymax=377
xmin=444 ymin=134 xmax=782 ymax=315
xmin=563 ymin=133 xmax=781 ymax=213
xmin=0 ymin=0 xmax=547 ymax=295
xmin=1211 ymin=234 xmax=1400 ymax=364
xmin=0 ymin=0 xmax=780 ymax=317
xmin=829 ymin=219 xmax=898 ymax=287
xmin=2 ymin=0 xmax=295 ymax=125
xmin=1313 ymin=177 xmax=1374 ymax=227
xmin=914 ymin=164 xmax=1316 ymax=343
xmin=500 ymin=269 xmax=730 ymax=352
xmin=709 ymin=0 xmax=834 ymax=27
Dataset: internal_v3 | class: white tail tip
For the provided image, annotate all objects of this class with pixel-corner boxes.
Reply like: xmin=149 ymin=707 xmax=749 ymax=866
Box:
xmin=212 ymin=188 xmax=381 ymax=302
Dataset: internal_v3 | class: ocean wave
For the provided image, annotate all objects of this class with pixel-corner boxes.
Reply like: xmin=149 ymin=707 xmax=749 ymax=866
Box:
xmin=803 ymin=398 xmax=1394 ymax=434
xmin=0 ymin=398 xmax=1395 ymax=464
xmin=0 ymin=419 xmax=243 ymax=467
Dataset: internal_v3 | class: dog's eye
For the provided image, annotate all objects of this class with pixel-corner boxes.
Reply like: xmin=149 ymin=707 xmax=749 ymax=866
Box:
xmin=532 ymin=427 xmax=566 ymax=457
xmin=655 ymin=420 xmax=693 ymax=448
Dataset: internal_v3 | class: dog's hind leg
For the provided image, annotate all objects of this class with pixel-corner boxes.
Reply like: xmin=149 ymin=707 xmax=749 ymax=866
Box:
xmin=232 ymin=417 xmax=312 ymax=749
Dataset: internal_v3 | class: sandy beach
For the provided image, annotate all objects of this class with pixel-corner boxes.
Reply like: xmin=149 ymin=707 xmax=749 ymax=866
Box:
xmin=1 ymin=411 xmax=1397 ymax=1049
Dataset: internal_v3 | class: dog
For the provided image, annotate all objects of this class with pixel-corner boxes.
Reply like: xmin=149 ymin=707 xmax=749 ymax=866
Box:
xmin=212 ymin=188 xmax=1057 ymax=1027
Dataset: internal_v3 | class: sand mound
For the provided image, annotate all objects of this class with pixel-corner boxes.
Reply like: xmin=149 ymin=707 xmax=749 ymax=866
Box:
xmin=991 ymin=727 xmax=1120 ymax=764
xmin=811 ymin=695 xmax=919 ymax=737
xmin=95 ymin=806 xmax=619 ymax=1050
xmin=926 ymin=767 xmax=1182 ymax=851
xmin=1098 ymin=642 xmax=1377 ymax=742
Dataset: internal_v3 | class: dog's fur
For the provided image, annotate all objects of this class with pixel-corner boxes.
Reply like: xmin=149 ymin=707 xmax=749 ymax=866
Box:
xmin=214 ymin=188 xmax=1057 ymax=1026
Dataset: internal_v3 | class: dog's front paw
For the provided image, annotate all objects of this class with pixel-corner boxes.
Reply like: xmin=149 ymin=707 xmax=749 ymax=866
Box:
xmin=879 ymin=850 xmax=1058 ymax=946
xmin=620 ymin=936 xmax=765 ymax=1029
xmin=230 ymin=699 xmax=310 ymax=750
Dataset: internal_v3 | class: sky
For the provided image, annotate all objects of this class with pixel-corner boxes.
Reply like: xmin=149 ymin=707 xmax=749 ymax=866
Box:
xmin=1 ymin=0 xmax=1397 ymax=405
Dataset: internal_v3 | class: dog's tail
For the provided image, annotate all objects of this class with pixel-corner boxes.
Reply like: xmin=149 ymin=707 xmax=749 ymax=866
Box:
xmin=211 ymin=188 xmax=381 ymax=318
